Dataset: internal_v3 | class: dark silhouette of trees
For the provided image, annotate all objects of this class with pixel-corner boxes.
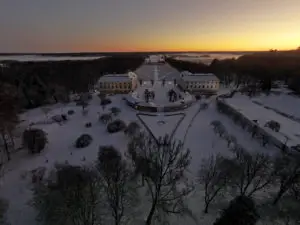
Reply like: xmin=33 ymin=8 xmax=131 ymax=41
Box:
xmin=213 ymin=195 xmax=259 ymax=225
xmin=127 ymin=133 xmax=194 ymax=225
xmin=0 ymin=82 xmax=19 ymax=161
xmin=97 ymin=146 xmax=138 ymax=225
xmin=1 ymin=55 xmax=144 ymax=109
xmin=272 ymin=152 xmax=300 ymax=205
xmin=32 ymin=164 xmax=102 ymax=225
xmin=198 ymin=154 xmax=232 ymax=213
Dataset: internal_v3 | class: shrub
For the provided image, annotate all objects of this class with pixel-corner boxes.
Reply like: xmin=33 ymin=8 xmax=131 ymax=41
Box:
xmin=100 ymin=113 xmax=112 ymax=124
xmin=75 ymin=134 xmax=93 ymax=148
xmin=264 ymin=120 xmax=280 ymax=132
xmin=124 ymin=121 xmax=140 ymax=137
xmin=67 ymin=110 xmax=75 ymax=115
xmin=110 ymin=107 xmax=121 ymax=116
xmin=213 ymin=196 xmax=259 ymax=225
xmin=52 ymin=114 xmax=67 ymax=123
xmin=195 ymin=95 xmax=201 ymax=100
xmin=85 ymin=122 xmax=92 ymax=128
xmin=101 ymin=98 xmax=112 ymax=106
xmin=107 ymin=119 xmax=126 ymax=133
xmin=23 ymin=128 xmax=48 ymax=154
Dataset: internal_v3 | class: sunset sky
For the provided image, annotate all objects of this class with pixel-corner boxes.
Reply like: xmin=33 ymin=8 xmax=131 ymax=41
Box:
xmin=0 ymin=0 xmax=300 ymax=52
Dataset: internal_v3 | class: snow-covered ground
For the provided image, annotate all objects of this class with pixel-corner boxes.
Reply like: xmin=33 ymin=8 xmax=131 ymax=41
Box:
xmin=223 ymin=93 xmax=300 ymax=149
xmin=0 ymin=91 xmax=284 ymax=225
xmin=252 ymin=93 xmax=300 ymax=121
xmin=1 ymin=63 xmax=295 ymax=225
xmin=137 ymin=113 xmax=185 ymax=141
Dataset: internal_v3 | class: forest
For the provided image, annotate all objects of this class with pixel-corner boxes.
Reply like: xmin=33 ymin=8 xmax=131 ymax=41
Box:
xmin=0 ymin=55 xmax=144 ymax=109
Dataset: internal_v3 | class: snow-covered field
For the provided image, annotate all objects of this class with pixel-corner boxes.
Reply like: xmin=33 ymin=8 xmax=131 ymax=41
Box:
xmin=223 ymin=93 xmax=300 ymax=149
xmin=1 ymin=63 xmax=295 ymax=225
xmin=252 ymin=93 xmax=300 ymax=121
xmin=0 ymin=91 xmax=284 ymax=225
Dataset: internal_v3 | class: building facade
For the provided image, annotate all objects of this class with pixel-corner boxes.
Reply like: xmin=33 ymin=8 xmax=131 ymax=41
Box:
xmin=177 ymin=72 xmax=220 ymax=94
xmin=98 ymin=73 xmax=138 ymax=93
xmin=145 ymin=55 xmax=165 ymax=64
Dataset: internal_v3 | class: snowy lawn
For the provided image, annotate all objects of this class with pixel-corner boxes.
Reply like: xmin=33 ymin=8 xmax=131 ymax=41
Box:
xmin=224 ymin=93 xmax=300 ymax=149
xmin=252 ymin=93 xmax=300 ymax=122
xmin=0 ymin=94 xmax=140 ymax=225
xmin=137 ymin=113 xmax=185 ymax=142
xmin=0 ymin=92 xmax=291 ymax=225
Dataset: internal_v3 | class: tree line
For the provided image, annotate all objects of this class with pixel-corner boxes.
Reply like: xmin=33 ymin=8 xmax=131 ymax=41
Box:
xmin=0 ymin=55 xmax=144 ymax=109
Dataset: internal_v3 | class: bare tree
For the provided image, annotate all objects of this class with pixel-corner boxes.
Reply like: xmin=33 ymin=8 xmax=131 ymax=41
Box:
xmin=211 ymin=120 xmax=227 ymax=137
xmin=198 ymin=154 xmax=232 ymax=213
xmin=97 ymin=145 xmax=138 ymax=225
xmin=127 ymin=133 xmax=194 ymax=225
xmin=124 ymin=121 xmax=140 ymax=138
xmin=0 ymin=83 xmax=19 ymax=161
xmin=229 ymin=148 xmax=275 ymax=197
xmin=31 ymin=164 xmax=102 ymax=225
xmin=272 ymin=152 xmax=300 ymax=205
xmin=224 ymin=134 xmax=237 ymax=148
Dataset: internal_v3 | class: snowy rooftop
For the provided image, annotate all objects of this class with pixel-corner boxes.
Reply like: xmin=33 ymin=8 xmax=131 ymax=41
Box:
xmin=98 ymin=74 xmax=131 ymax=82
xmin=182 ymin=73 xmax=219 ymax=82
xmin=224 ymin=93 xmax=300 ymax=148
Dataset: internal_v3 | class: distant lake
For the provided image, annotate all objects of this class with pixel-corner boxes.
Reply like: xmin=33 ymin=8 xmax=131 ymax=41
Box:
xmin=169 ymin=53 xmax=246 ymax=65
xmin=0 ymin=55 xmax=105 ymax=62
xmin=0 ymin=52 xmax=247 ymax=64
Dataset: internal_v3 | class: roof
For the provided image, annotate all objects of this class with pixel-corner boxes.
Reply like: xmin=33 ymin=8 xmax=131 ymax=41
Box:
xmin=182 ymin=73 xmax=219 ymax=82
xmin=99 ymin=74 xmax=131 ymax=82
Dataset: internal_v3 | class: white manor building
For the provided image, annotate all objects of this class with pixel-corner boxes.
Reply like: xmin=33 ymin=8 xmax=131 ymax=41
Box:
xmin=97 ymin=72 xmax=138 ymax=93
xmin=145 ymin=55 xmax=165 ymax=64
xmin=177 ymin=71 xmax=220 ymax=94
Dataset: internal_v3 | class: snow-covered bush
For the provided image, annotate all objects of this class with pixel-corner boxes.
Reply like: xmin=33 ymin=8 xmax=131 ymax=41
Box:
xmin=110 ymin=107 xmax=121 ymax=116
xmin=67 ymin=109 xmax=75 ymax=115
xmin=107 ymin=119 xmax=126 ymax=133
xmin=124 ymin=121 xmax=140 ymax=137
xmin=264 ymin=120 xmax=280 ymax=132
xmin=52 ymin=114 xmax=67 ymax=123
xmin=101 ymin=98 xmax=111 ymax=106
xmin=213 ymin=195 xmax=258 ymax=225
xmin=85 ymin=122 xmax=92 ymax=128
xmin=99 ymin=113 xmax=112 ymax=124
xmin=23 ymin=128 xmax=48 ymax=154
xmin=75 ymin=134 xmax=93 ymax=148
